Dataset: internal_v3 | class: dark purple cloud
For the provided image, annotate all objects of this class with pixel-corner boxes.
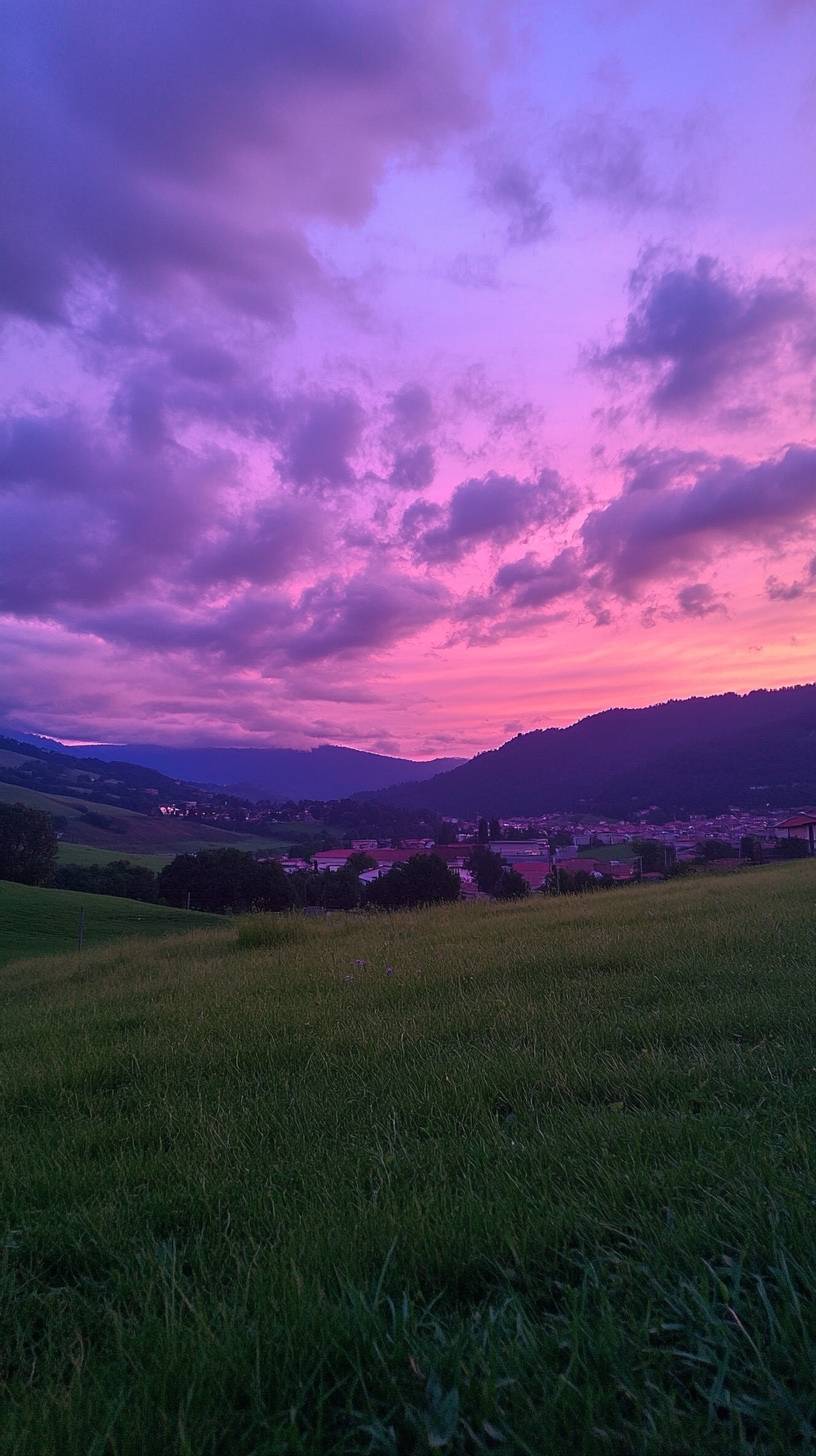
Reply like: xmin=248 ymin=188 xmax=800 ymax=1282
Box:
xmin=278 ymin=392 xmax=365 ymax=490
xmin=766 ymin=555 xmax=816 ymax=600
xmin=556 ymin=112 xmax=660 ymax=213
xmin=620 ymin=445 xmax=712 ymax=494
xmin=0 ymin=0 xmax=484 ymax=323
xmin=389 ymin=443 xmax=436 ymax=491
xmin=592 ymin=253 xmax=811 ymax=413
xmin=188 ymin=502 xmax=324 ymax=588
xmin=676 ymin=583 xmax=725 ymax=617
xmin=478 ymin=158 xmax=552 ymax=245
xmin=583 ymin=443 xmax=816 ymax=592
xmin=388 ymin=384 xmax=435 ymax=441
xmin=288 ymin=571 xmax=449 ymax=661
xmin=0 ymin=405 xmax=327 ymax=615
xmin=493 ymin=548 xmax=583 ymax=608
xmin=409 ymin=469 xmax=575 ymax=563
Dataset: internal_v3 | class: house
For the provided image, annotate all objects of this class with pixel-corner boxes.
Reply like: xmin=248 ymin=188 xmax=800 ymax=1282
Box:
xmin=507 ymin=859 xmax=551 ymax=891
xmin=313 ymin=847 xmax=415 ymax=874
xmin=774 ymin=814 xmax=816 ymax=853
xmin=488 ymin=839 xmax=549 ymax=858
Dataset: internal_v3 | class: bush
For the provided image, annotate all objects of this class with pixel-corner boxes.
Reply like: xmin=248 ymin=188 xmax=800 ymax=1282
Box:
xmin=54 ymin=859 xmax=158 ymax=902
xmin=0 ymin=802 xmax=57 ymax=885
xmin=494 ymin=869 xmax=530 ymax=900
xmin=366 ymin=854 xmax=460 ymax=910
xmin=159 ymin=849 xmax=293 ymax=914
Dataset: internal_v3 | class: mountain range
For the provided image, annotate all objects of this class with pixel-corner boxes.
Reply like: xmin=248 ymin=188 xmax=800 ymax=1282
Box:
xmin=368 ymin=684 xmax=816 ymax=817
xmin=10 ymin=736 xmax=466 ymax=802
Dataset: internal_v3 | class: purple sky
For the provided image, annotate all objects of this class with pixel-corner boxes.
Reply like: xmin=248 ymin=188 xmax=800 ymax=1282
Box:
xmin=2 ymin=0 xmax=815 ymax=756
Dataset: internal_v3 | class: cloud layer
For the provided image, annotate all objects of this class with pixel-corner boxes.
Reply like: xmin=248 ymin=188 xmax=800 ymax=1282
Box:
xmin=1 ymin=0 xmax=815 ymax=752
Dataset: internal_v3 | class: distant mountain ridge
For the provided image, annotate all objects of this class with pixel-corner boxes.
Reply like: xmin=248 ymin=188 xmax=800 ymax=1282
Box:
xmin=369 ymin=685 xmax=816 ymax=816
xmin=11 ymin=737 xmax=467 ymax=801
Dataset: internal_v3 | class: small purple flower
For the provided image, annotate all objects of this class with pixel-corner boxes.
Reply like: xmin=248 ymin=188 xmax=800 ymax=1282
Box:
xmin=354 ymin=958 xmax=366 ymax=968
xmin=385 ymin=965 xmax=395 ymax=977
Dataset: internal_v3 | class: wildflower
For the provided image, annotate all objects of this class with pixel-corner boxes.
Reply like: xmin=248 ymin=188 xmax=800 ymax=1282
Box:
xmin=353 ymin=958 xmax=366 ymax=968
xmin=385 ymin=965 xmax=395 ymax=977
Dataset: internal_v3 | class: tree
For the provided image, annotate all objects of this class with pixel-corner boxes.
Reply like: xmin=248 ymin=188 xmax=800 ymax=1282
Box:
xmin=345 ymin=851 xmax=376 ymax=875
xmin=740 ymin=835 xmax=763 ymax=864
xmin=631 ymin=838 xmax=672 ymax=874
xmin=366 ymin=853 xmax=460 ymax=910
xmin=494 ymin=868 xmax=530 ymax=900
xmin=466 ymin=845 xmax=504 ymax=895
xmin=0 ymin=802 xmax=57 ymax=885
xmin=476 ymin=817 xmax=489 ymax=844
xmin=158 ymin=849 xmax=293 ymax=913
xmin=697 ymin=839 xmax=735 ymax=862
xmin=773 ymin=836 xmax=809 ymax=860
xmin=436 ymin=821 xmax=458 ymax=845
xmin=55 ymin=859 xmax=158 ymax=902
xmin=488 ymin=817 xmax=502 ymax=841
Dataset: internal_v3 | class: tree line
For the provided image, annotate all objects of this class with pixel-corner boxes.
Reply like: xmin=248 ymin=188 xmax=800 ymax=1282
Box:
xmin=0 ymin=803 xmax=810 ymax=915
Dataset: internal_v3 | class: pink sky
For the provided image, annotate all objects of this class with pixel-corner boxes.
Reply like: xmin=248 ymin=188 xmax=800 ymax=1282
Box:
xmin=1 ymin=0 xmax=815 ymax=757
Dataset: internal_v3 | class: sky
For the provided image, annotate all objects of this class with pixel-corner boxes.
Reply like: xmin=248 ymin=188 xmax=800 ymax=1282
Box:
xmin=1 ymin=0 xmax=815 ymax=758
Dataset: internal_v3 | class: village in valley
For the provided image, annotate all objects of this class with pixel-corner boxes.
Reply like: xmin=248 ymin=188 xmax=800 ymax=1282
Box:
xmin=255 ymin=807 xmax=816 ymax=897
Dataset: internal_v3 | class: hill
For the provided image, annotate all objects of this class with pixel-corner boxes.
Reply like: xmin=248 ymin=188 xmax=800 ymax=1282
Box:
xmin=41 ymin=740 xmax=467 ymax=800
xmin=0 ymin=740 xmax=342 ymax=866
xmin=372 ymin=683 xmax=816 ymax=816
xmin=0 ymin=880 xmax=220 ymax=962
xmin=1 ymin=862 xmax=814 ymax=1452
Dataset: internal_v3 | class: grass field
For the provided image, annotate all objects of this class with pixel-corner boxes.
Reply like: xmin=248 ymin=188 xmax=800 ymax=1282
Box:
xmin=0 ymin=778 xmax=323 ymax=865
xmin=0 ymin=880 xmax=221 ymax=962
xmin=1 ymin=862 xmax=815 ymax=1453
xmin=55 ymin=842 xmax=176 ymax=870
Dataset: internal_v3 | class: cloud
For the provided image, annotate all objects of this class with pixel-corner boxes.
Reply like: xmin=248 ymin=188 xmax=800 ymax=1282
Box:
xmin=582 ymin=443 xmax=816 ymax=592
xmin=766 ymin=555 xmax=816 ymax=600
xmin=592 ymin=253 xmax=812 ymax=413
xmin=0 ymin=0 xmax=485 ymax=323
xmin=676 ymin=583 xmax=726 ymax=617
xmin=288 ymin=570 xmax=450 ymax=661
xmin=0 ymin=405 xmax=330 ymax=616
xmin=388 ymin=384 xmax=435 ymax=442
xmin=555 ymin=112 xmax=660 ymax=213
xmin=408 ymin=469 xmax=575 ymax=563
xmin=389 ymin=443 xmax=436 ymax=491
xmin=188 ymin=501 xmax=325 ymax=588
xmin=478 ymin=158 xmax=552 ymax=245
xmin=493 ymin=548 xmax=584 ymax=608
xmin=0 ymin=411 xmax=229 ymax=613
xmin=278 ymin=392 xmax=365 ymax=489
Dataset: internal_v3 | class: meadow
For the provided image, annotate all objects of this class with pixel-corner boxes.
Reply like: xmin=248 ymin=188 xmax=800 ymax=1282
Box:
xmin=0 ymin=880 xmax=221 ymax=962
xmin=1 ymin=862 xmax=815 ymax=1453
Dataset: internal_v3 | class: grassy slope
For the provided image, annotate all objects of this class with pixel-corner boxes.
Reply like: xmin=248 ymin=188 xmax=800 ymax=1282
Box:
xmin=1 ymin=863 xmax=815 ymax=1454
xmin=0 ymin=880 xmax=221 ymax=962
xmin=0 ymin=780 xmax=315 ymax=863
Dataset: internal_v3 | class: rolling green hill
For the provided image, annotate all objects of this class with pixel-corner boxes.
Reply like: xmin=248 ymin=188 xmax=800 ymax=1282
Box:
xmin=2 ymin=861 xmax=815 ymax=1453
xmin=0 ymin=779 xmax=304 ymax=865
xmin=0 ymin=880 xmax=221 ymax=962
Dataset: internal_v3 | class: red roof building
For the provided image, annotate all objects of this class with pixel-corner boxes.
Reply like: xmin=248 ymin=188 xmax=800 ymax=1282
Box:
xmin=775 ymin=814 xmax=816 ymax=852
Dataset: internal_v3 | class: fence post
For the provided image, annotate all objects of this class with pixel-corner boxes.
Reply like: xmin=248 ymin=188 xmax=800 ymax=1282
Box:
xmin=77 ymin=906 xmax=85 ymax=956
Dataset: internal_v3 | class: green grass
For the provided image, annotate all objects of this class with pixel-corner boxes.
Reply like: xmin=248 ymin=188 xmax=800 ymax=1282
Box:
xmin=0 ymin=880 xmax=221 ymax=962
xmin=1 ymin=862 xmax=815 ymax=1454
xmin=56 ymin=842 xmax=175 ymax=870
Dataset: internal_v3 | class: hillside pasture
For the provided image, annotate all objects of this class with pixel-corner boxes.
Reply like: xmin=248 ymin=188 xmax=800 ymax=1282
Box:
xmin=0 ymin=880 xmax=221 ymax=962
xmin=1 ymin=862 xmax=815 ymax=1453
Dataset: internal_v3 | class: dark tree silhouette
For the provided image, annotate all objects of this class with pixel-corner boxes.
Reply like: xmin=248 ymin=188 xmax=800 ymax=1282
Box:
xmin=0 ymin=802 xmax=57 ymax=885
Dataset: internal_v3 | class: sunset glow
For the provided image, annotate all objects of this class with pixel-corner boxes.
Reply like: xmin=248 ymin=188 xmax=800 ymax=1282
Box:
xmin=2 ymin=0 xmax=815 ymax=755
